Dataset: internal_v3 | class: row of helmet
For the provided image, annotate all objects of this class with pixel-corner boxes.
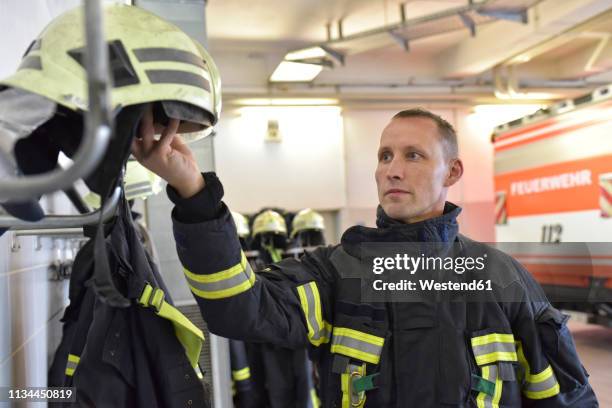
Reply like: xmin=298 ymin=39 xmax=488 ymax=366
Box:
xmin=232 ymin=208 xmax=326 ymax=249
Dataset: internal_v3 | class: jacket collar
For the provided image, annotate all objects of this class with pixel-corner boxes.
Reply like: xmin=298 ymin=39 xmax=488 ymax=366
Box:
xmin=340 ymin=202 xmax=461 ymax=258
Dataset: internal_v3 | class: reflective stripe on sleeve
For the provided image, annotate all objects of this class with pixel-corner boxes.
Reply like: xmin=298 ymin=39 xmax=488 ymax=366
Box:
xmin=232 ymin=367 xmax=251 ymax=382
xmin=476 ymin=364 xmax=502 ymax=408
xmin=471 ymin=333 xmax=518 ymax=366
xmin=331 ymin=327 xmax=385 ymax=365
xmin=296 ymin=281 xmax=331 ymax=346
xmin=184 ymin=252 xmax=256 ymax=299
xmin=65 ymin=354 xmax=80 ymax=377
xmin=516 ymin=341 xmax=560 ymax=399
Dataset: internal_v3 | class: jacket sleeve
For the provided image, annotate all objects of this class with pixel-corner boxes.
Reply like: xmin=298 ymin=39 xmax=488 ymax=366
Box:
xmin=172 ymin=202 xmax=335 ymax=349
xmin=506 ymin=259 xmax=598 ymax=407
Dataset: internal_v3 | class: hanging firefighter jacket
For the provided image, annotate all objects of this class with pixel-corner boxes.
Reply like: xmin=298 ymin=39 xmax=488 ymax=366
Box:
xmin=239 ymin=209 xmax=315 ymax=408
xmin=167 ymin=172 xmax=598 ymax=408
xmin=228 ymin=210 xmax=262 ymax=408
xmin=48 ymin=198 xmax=210 ymax=408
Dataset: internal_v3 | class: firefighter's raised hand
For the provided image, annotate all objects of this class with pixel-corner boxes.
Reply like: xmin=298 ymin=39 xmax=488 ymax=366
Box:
xmin=131 ymin=104 xmax=205 ymax=198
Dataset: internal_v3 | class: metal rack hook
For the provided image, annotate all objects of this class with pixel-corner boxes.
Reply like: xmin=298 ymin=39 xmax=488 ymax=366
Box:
xmin=0 ymin=0 xmax=112 ymax=202
xmin=0 ymin=186 xmax=121 ymax=230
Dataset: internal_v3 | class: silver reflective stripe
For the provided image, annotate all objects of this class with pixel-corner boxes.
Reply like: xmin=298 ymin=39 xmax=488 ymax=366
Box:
xmin=525 ymin=373 xmax=558 ymax=393
xmin=332 ymin=334 xmax=382 ymax=358
xmin=473 ymin=341 xmax=516 ymax=357
xmin=482 ymin=365 xmax=498 ymax=408
xmin=66 ymin=360 xmax=78 ymax=371
xmin=65 ymin=354 xmax=80 ymax=376
xmin=301 ymin=283 xmax=327 ymax=342
xmin=185 ymin=262 xmax=254 ymax=293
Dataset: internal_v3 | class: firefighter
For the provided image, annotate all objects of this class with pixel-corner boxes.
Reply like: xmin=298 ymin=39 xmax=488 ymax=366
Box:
xmin=133 ymin=101 xmax=599 ymax=405
xmin=1 ymin=3 xmax=222 ymax=406
xmin=229 ymin=210 xmax=263 ymax=408
xmin=242 ymin=209 xmax=314 ymax=408
xmin=289 ymin=208 xmax=328 ymax=407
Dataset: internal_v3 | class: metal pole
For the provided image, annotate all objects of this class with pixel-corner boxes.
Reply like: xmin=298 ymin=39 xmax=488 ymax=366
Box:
xmin=0 ymin=0 xmax=112 ymax=201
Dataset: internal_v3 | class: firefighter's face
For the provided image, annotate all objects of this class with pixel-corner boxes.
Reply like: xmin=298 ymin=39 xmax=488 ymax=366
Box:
xmin=375 ymin=116 xmax=463 ymax=223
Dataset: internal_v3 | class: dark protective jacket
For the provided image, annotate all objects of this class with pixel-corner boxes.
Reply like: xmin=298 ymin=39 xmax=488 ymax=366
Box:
xmin=169 ymin=173 xmax=598 ymax=408
xmin=48 ymin=199 xmax=210 ymax=408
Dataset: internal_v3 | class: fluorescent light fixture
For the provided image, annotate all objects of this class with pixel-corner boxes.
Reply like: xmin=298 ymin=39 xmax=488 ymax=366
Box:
xmin=269 ymin=61 xmax=323 ymax=82
xmin=285 ymin=47 xmax=328 ymax=61
xmin=233 ymin=98 xmax=339 ymax=106
xmin=472 ymin=104 xmax=545 ymax=122
xmin=494 ymin=90 xmax=558 ymax=101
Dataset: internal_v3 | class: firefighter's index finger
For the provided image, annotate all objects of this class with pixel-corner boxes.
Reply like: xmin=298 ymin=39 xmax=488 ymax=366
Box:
xmin=158 ymin=118 xmax=180 ymax=149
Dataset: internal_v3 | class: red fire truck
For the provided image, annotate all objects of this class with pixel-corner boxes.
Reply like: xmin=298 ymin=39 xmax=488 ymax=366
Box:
xmin=492 ymin=85 xmax=612 ymax=326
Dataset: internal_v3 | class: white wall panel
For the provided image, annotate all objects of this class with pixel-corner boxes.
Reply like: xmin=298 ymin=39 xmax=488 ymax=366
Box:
xmin=214 ymin=106 xmax=346 ymax=213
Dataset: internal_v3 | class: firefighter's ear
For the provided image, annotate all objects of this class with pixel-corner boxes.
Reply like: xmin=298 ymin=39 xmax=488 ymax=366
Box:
xmin=444 ymin=158 xmax=463 ymax=187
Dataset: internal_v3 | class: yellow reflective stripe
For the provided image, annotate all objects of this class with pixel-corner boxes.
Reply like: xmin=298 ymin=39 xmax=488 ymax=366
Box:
xmin=493 ymin=366 xmax=502 ymax=408
xmin=184 ymin=252 xmax=256 ymax=299
xmin=311 ymin=388 xmax=321 ymax=408
xmin=65 ymin=354 xmax=80 ymax=377
xmin=524 ymin=383 xmax=561 ymax=399
xmin=472 ymin=333 xmax=517 ymax=366
xmin=331 ymin=327 xmax=385 ymax=365
xmin=331 ymin=345 xmax=381 ymax=365
xmin=523 ymin=366 xmax=560 ymax=399
xmin=471 ymin=333 xmax=515 ymax=346
xmin=475 ymin=351 xmax=518 ymax=366
xmin=341 ymin=369 xmax=351 ymax=408
xmin=476 ymin=364 xmax=502 ymax=408
xmin=187 ymin=273 xmax=255 ymax=299
xmin=476 ymin=365 xmax=489 ymax=408
xmin=516 ymin=341 xmax=560 ymax=400
xmin=296 ymin=282 xmax=331 ymax=346
xmin=333 ymin=327 xmax=385 ymax=347
xmin=530 ymin=365 xmax=554 ymax=383
xmin=232 ymin=367 xmax=251 ymax=381
xmin=184 ymin=252 xmax=247 ymax=283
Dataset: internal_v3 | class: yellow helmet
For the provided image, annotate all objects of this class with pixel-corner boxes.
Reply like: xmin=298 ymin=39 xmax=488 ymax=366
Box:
xmin=231 ymin=211 xmax=250 ymax=239
xmin=291 ymin=208 xmax=325 ymax=237
xmin=0 ymin=3 xmax=221 ymax=139
xmin=252 ymin=210 xmax=287 ymax=237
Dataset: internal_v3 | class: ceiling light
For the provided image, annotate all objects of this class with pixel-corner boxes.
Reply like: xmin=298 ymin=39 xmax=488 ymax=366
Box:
xmin=494 ymin=90 xmax=558 ymax=101
xmin=285 ymin=47 xmax=328 ymax=61
xmin=233 ymin=98 xmax=339 ymax=106
xmin=269 ymin=61 xmax=323 ymax=82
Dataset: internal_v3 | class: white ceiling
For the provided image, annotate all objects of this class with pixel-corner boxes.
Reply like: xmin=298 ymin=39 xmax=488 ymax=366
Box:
xmin=206 ymin=0 xmax=466 ymax=43
xmin=201 ymin=0 xmax=612 ymax=104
